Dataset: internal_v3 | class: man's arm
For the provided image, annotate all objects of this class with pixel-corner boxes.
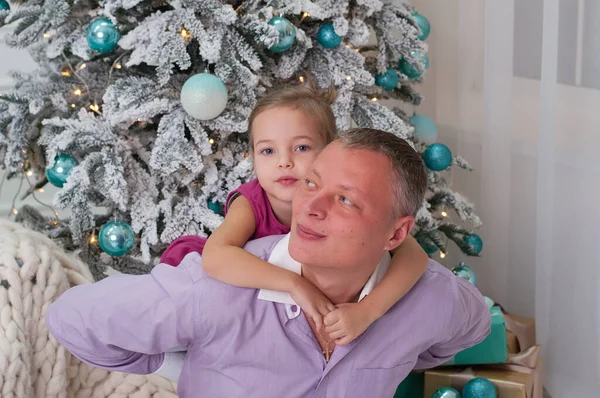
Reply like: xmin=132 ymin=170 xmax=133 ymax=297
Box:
xmin=414 ymin=278 xmax=491 ymax=369
xmin=46 ymin=253 xmax=203 ymax=375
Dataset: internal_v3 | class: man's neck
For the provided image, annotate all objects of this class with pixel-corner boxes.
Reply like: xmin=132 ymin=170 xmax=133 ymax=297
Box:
xmin=301 ymin=264 xmax=372 ymax=305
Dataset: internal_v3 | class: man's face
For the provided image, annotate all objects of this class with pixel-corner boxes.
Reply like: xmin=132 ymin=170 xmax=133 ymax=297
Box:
xmin=289 ymin=142 xmax=407 ymax=271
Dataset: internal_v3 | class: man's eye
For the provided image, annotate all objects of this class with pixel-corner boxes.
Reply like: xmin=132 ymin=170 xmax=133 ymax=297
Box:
xmin=340 ymin=196 xmax=353 ymax=205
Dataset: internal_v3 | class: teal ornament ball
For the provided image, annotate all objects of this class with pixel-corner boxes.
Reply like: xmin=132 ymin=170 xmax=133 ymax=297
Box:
xmin=180 ymin=73 xmax=228 ymax=120
xmin=464 ymin=233 xmax=483 ymax=255
xmin=99 ymin=221 xmax=135 ymax=257
xmin=268 ymin=17 xmax=296 ymax=52
xmin=418 ymin=236 xmax=438 ymax=255
xmin=432 ymin=387 xmax=461 ymax=398
xmin=0 ymin=0 xmax=10 ymax=11
xmin=207 ymin=199 xmax=222 ymax=215
xmin=463 ymin=377 xmax=497 ymax=398
xmin=86 ymin=18 xmax=120 ymax=53
xmin=410 ymin=114 xmax=438 ymax=145
xmin=413 ymin=12 xmax=431 ymax=40
xmin=375 ymin=68 xmax=399 ymax=91
xmin=399 ymin=50 xmax=429 ymax=79
xmin=452 ymin=263 xmax=477 ymax=285
xmin=317 ymin=23 xmax=342 ymax=48
xmin=45 ymin=154 xmax=78 ymax=188
xmin=423 ymin=143 xmax=452 ymax=171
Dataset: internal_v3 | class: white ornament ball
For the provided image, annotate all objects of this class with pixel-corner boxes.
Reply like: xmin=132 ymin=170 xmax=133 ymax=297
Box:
xmin=180 ymin=73 xmax=228 ymax=120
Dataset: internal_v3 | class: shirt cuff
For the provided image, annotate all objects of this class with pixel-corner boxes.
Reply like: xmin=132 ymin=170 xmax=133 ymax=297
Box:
xmin=152 ymin=351 xmax=187 ymax=381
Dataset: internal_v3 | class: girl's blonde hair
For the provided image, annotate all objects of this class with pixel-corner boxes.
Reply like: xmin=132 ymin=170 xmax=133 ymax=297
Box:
xmin=248 ymin=76 xmax=338 ymax=150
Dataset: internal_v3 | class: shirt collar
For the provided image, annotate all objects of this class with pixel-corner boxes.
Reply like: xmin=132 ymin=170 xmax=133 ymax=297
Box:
xmin=258 ymin=234 xmax=391 ymax=314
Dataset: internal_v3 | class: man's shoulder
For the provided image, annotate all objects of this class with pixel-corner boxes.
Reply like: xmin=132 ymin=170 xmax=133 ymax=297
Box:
xmin=242 ymin=234 xmax=286 ymax=258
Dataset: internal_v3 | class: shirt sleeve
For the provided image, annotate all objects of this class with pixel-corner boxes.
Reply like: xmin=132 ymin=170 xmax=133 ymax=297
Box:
xmin=46 ymin=253 xmax=204 ymax=375
xmin=414 ymin=278 xmax=492 ymax=369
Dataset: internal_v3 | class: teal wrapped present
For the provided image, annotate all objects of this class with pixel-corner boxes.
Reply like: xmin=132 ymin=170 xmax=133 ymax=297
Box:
xmin=444 ymin=306 xmax=507 ymax=365
xmin=394 ymin=372 xmax=424 ymax=398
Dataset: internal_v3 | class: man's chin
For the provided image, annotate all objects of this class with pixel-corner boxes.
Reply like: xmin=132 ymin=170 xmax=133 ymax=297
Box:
xmin=288 ymin=234 xmax=317 ymax=264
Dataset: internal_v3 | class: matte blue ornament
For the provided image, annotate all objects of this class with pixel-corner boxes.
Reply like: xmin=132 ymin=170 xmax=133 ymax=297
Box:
xmin=464 ymin=233 xmax=483 ymax=255
xmin=99 ymin=221 xmax=135 ymax=257
xmin=207 ymin=199 xmax=222 ymax=215
xmin=462 ymin=377 xmax=497 ymax=398
xmin=86 ymin=18 xmax=120 ymax=53
xmin=45 ymin=154 xmax=78 ymax=188
xmin=432 ymin=387 xmax=461 ymax=398
xmin=398 ymin=50 xmax=429 ymax=79
xmin=413 ymin=12 xmax=431 ymax=41
xmin=180 ymin=73 xmax=228 ymax=120
xmin=375 ymin=68 xmax=399 ymax=91
xmin=452 ymin=263 xmax=477 ymax=285
xmin=423 ymin=143 xmax=452 ymax=171
xmin=268 ymin=17 xmax=296 ymax=52
xmin=317 ymin=23 xmax=342 ymax=49
xmin=0 ymin=0 xmax=10 ymax=11
xmin=410 ymin=114 xmax=438 ymax=145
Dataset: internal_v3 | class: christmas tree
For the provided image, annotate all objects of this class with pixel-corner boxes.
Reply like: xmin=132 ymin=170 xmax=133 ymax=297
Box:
xmin=0 ymin=0 xmax=481 ymax=280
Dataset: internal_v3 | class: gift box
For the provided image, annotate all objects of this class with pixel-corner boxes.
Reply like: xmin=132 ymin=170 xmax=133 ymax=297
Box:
xmin=443 ymin=306 xmax=507 ymax=365
xmin=425 ymin=350 xmax=543 ymax=398
xmin=507 ymin=330 xmax=519 ymax=354
xmin=503 ymin=310 xmax=536 ymax=352
xmin=393 ymin=372 xmax=424 ymax=398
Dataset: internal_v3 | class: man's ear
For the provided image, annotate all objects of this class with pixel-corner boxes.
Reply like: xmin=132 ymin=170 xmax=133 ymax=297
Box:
xmin=383 ymin=216 xmax=415 ymax=252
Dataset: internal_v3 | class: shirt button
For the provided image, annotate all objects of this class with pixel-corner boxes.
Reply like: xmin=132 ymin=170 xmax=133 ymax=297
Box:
xmin=291 ymin=305 xmax=298 ymax=312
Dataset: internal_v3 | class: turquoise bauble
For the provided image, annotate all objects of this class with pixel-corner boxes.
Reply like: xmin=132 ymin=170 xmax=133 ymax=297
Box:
xmin=180 ymin=73 xmax=228 ymax=120
xmin=452 ymin=263 xmax=477 ymax=285
xmin=45 ymin=154 xmax=78 ymax=188
xmin=410 ymin=114 xmax=438 ymax=145
xmin=464 ymin=233 xmax=483 ymax=255
xmin=463 ymin=377 xmax=497 ymax=398
xmin=432 ymin=387 xmax=461 ymax=398
xmin=375 ymin=68 xmax=399 ymax=91
xmin=413 ymin=12 xmax=431 ymax=40
xmin=0 ymin=0 xmax=10 ymax=11
xmin=268 ymin=17 xmax=296 ymax=52
xmin=418 ymin=235 xmax=438 ymax=255
xmin=86 ymin=18 xmax=120 ymax=53
xmin=99 ymin=221 xmax=135 ymax=257
xmin=317 ymin=23 xmax=342 ymax=48
xmin=423 ymin=143 xmax=452 ymax=171
xmin=399 ymin=50 xmax=429 ymax=79
xmin=207 ymin=199 xmax=222 ymax=215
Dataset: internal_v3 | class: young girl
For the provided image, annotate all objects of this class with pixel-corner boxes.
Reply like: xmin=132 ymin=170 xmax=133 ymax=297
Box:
xmin=160 ymin=80 xmax=429 ymax=345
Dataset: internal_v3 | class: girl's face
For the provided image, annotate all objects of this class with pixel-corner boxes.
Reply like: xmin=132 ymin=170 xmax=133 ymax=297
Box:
xmin=251 ymin=106 xmax=327 ymax=205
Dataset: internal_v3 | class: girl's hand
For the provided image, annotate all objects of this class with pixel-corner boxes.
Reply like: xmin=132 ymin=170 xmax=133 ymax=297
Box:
xmin=289 ymin=277 xmax=336 ymax=331
xmin=323 ymin=302 xmax=375 ymax=346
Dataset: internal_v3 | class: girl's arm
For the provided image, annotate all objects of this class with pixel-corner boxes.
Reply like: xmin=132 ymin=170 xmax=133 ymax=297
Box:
xmin=324 ymin=234 xmax=428 ymax=345
xmin=202 ymin=196 xmax=334 ymax=327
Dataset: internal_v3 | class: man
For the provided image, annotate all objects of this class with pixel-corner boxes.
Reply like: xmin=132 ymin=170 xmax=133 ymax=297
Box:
xmin=47 ymin=128 xmax=491 ymax=397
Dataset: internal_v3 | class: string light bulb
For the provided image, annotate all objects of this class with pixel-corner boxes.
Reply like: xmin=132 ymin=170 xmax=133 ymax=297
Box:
xmin=78 ymin=63 xmax=87 ymax=70
xmin=370 ymin=97 xmax=378 ymax=102
xmin=89 ymin=233 xmax=97 ymax=244
xmin=441 ymin=211 xmax=448 ymax=217
xmin=89 ymin=104 xmax=100 ymax=112
xmin=114 ymin=63 xmax=122 ymax=69
xmin=180 ymin=28 xmax=192 ymax=41
xmin=37 ymin=188 xmax=44 ymax=193
xmin=440 ymin=252 xmax=446 ymax=259
xmin=60 ymin=65 xmax=72 ymax=77
xmin=299 ymin=76 xmax=305 ymax=83
xmin=43 ymin=33 xmax=51 ymax=39
xmin=70 ymin=103 xmax=76 ymax=108
xmin=26 ymin=170 xmax=33 ymax=177
xmin=209 ymin=138 xmax=215 ymax=144
xmin=12 ymin=208 xmax=18 ymax=215
xmin=73 ymin=88 xmax=82 ymax=96
xmin=346 ymin=75 xmax=352 ymax=81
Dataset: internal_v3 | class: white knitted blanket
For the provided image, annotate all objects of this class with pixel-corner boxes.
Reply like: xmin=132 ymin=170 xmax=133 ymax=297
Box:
xmin=0 ymin=218 xmax=178 ymax=397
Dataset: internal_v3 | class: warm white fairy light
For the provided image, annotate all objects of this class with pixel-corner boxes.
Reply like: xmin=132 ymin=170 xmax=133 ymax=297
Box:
xmin=440 ymin=252 xmax=446 ymax=259
xmin=73 ymin=88 xmax=82 ymax=96
xmin=441 ymin=211 xmax=448 ymax=217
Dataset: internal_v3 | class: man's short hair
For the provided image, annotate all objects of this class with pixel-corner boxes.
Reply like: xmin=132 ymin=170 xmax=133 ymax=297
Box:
xmin=335 ymin=128 xmax=427 ymax=219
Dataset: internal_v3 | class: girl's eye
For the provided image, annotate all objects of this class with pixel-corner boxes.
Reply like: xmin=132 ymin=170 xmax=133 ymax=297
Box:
xmin=296 ymin=145 xmax=311 ymax=152
xmin=340 ymin=196 xmax=353 ymax=206
xmin=260 ymin=148 xmax=274 ymax=155
xmin=305 ymin=179 xmax=316 ymax=188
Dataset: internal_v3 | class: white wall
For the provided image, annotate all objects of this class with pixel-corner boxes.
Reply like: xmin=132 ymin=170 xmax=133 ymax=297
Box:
xmin=0 ymin=24 xmax=60 ymax=217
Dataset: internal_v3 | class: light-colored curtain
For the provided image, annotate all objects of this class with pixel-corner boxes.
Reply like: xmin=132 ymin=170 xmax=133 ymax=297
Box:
xmin=409 ymin=0 xmax=600 ymax=395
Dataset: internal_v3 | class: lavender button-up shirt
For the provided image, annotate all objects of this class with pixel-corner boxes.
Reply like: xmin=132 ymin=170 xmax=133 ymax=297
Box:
xmin=47 ymin=234 xmax=491 ymax=398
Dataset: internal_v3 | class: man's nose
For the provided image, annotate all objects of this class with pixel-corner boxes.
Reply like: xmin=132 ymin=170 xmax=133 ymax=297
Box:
xmin=304 ymin=192 xmax=328 ymax=219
